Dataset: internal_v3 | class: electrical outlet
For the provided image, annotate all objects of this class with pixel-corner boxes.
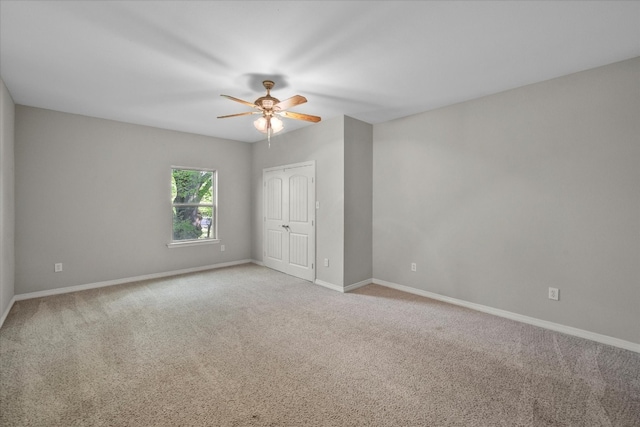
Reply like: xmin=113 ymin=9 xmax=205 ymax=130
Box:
xmin=324 ymin=258 xmax=329 ymax=267
xmin=548 ymin=287 xmax=559 ymax=301
xmin=411 ymin=263 xmax=417 ymax=272
xmin=220 ymin=245 xmax=225 ymax=252
xmin=54 ymin=263 xmax=63 ymax=273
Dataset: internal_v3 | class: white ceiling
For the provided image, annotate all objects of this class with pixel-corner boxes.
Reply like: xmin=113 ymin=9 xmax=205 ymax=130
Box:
xmin=1 ymin=1 xmax=639 ymax=143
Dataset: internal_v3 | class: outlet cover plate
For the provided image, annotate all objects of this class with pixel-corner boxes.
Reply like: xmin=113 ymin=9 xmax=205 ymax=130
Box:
xmin=548 ymin=287 xmax=559 ymax=301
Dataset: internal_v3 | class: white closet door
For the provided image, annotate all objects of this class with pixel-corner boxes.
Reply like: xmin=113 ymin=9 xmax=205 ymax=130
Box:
xmin=263 ymin=162 xmax=315 ymax=282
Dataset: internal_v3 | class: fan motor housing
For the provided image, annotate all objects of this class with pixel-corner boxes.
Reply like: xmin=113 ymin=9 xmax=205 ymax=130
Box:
xmin=255 ymin=96 xmax=280 ymax=111
xmin=256 ymin=80 xmax=279 ymax=111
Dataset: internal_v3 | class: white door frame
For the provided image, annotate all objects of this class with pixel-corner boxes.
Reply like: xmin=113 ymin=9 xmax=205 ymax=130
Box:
xmin=263 ymin=161 xmax=316 ymax=282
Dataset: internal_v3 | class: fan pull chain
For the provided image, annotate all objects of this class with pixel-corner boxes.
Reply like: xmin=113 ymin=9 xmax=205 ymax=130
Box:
xmin=267 ymin=117 xmax=272 ymax=148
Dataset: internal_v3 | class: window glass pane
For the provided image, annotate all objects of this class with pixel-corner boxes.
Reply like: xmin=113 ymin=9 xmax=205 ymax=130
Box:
xmin=173 ymin=206 xmax=214 ymax=241
xmin=171 ymin=169 xmax=212 ymax=203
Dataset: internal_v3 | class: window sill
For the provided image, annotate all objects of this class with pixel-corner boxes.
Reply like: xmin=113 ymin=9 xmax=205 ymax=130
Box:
xmin=167 ymin=239 xmax=220 ymax=249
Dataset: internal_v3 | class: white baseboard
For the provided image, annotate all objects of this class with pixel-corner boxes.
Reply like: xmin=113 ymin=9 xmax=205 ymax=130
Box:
xmin=314 ymin=278 xmax=373 ymax=293
xmin=344 ymin=278 xmax=373 ymax=292
xmin=315 ymin=278 xmax=373 ymax=293
xmin=0 ymin=296 xmax=17 ymax=330
xmin=251 ymin=259 xmax=265 ymax=267
xmin=373 ymin=278 xmax=640 ymax=354
xmin=315 ymin=279 xmax=344 ymax=293
xmin=15 ymin=259 xmax=254 ymax=302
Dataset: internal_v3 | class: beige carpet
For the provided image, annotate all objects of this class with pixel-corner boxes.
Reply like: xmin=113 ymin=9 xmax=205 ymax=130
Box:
xmin=1 ymin=263 xmax=639 ymax=426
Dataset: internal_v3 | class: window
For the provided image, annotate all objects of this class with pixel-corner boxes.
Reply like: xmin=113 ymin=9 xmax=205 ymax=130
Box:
xmin=170 ymin=167 xmax=217 ymax=245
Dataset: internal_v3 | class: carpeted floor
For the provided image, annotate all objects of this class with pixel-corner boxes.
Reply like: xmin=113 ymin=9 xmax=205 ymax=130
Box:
xmin=1 ymin=263 xmax=639 ymax=426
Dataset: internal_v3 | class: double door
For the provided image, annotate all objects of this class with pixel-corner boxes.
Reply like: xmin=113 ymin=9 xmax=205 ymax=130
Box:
xmin=263 ymin=162 xmax=315 ymax=281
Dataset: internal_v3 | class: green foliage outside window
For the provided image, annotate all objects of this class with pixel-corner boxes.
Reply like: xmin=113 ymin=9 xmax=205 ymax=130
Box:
xmin=171 ymin=168 xmax=215 ymax=241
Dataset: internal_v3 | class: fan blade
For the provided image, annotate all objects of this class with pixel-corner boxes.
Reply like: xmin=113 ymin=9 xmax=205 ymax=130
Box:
xmin=221 ymin=95 xmax=259 ymax=108
xmin=273 ymin=95 xmax=307 ymax=111
xmin=217 ymin=111 xmax=261 ymax=119
xmin=281 ymin=111 xmax=321 ymax=123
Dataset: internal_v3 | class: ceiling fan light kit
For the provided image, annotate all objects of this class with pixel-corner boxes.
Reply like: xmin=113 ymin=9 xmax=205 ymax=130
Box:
xmin=218 ymin=80 xmax=321 ymax=146
xmin=253 ymin=115 xmax=284 ymax=134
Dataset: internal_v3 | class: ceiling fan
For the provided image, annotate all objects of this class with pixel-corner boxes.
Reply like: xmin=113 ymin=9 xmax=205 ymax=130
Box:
xmin=218 ymin=80 xmax=321 ymax=144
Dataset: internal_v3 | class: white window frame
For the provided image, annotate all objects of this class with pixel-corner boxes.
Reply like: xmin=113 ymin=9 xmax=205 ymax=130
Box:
xmin=167 ymin=166 xmax=219 ymax=248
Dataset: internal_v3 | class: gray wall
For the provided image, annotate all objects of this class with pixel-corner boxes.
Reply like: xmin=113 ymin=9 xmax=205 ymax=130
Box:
xmin=251 ymin=116 xmax=345 ymax=287
xmin=15 ymin=107 xmax=252 ymax=294
xmin=344 ymin=116 xmax=373 ymax=286
xmin=373 ymin=57 xmax=640 ymax=344
xmin=0 ymin=77 xmax=15 ymax=316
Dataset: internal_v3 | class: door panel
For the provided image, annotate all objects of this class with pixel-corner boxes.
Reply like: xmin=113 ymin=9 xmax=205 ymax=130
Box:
xmin=289 ymin=175 xmax=308 ymax=223
xmin=266 ymin=229 xmax=283 ymax=261
xmin=263 ymin=163 xmax=315 ymax=282
xmin=266 ymin=178 xmax=282 ymax=220
xmin=289 ymin=233 xmax=308 ymax=267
